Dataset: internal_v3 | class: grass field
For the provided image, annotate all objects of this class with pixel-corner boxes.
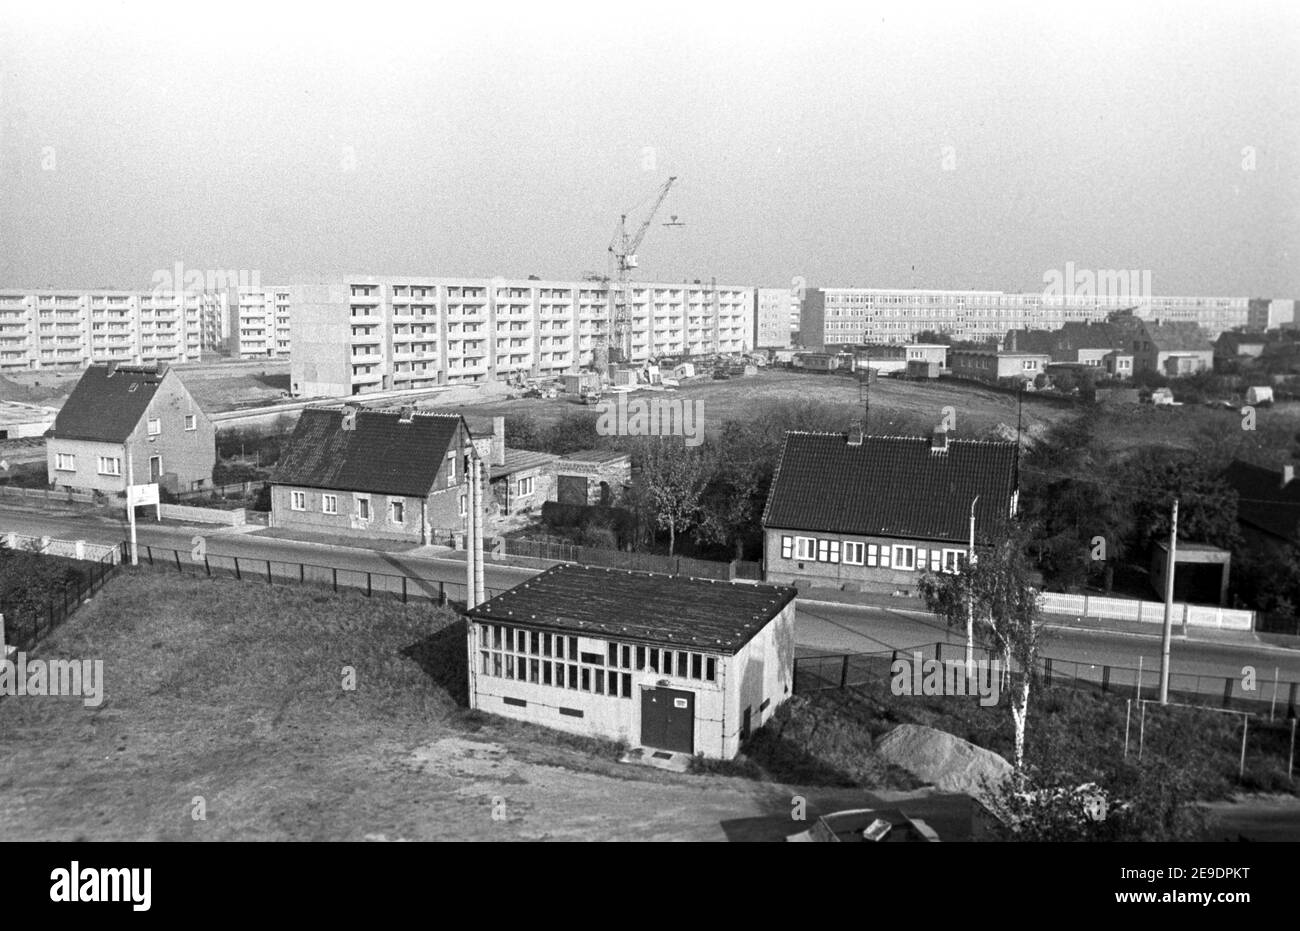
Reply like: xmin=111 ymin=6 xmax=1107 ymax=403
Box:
xmin=445 ymin=369 xmax=1076 ymax=440
xmin=0 ymin=570 xmax=934 ymax=841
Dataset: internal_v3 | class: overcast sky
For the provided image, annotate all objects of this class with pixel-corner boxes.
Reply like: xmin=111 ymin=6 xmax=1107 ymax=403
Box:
xmin=1 ymin=0 xmax=1296 ymax=296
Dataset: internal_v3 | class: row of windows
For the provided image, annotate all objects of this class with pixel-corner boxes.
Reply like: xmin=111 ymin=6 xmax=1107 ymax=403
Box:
xmin=288 ymin=490 xmax=407 ymax=523
xmin=478 ymin=624 xmax=719 ymax=687
xmin=781 ymin=535 xmax=965 ymax=573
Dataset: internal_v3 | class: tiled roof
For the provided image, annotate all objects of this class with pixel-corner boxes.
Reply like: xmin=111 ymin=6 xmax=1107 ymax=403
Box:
xmin=490 ymin=448 xmax=558 ymax=481
xmin=466 ymin=564 xmax=798 ymax=654
xmin=1002 ymin=329 xmax=1057 ymax=354
xmin=51 ymin=364 xmax=167 ymax=443
xmin=762 ymin=431 xmax=1018 ymax=545
xmin=1057 ymin=322 xmax=1124 ymax=351
xmin=1143 ymin=321 xmax=1213 ymax=353
xmin=561 ymin=449 xmax=631 ymax=464
xmin=272 ymin=407 xmax=465 ymax=497
xmin=1223 ymin=459 xmax=1300 ymax=545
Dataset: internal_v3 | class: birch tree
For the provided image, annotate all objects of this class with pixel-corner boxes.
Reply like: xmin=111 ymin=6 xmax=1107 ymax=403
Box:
xmin=919 ymin=530 xmax=1043 ymax=769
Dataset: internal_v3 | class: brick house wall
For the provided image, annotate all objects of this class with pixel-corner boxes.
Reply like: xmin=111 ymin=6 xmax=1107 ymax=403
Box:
xmin=48 ymin=371 xmax=215 ymax=494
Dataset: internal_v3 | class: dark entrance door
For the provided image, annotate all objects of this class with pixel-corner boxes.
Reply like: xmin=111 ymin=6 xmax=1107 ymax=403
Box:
xmin=640 ymin=687 xmax=694 ymax=754
xmin=557 ymin=474 xmax=587 ymax=505
xmin=149 ymin=456 xmax=161 ymax=482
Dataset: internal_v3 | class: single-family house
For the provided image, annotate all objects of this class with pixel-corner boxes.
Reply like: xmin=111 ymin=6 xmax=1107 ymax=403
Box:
xmin=465 ymin=564 xmax=798 ymax=759
xmin=949 ymin=349 xmax=1050 ymax=385
xmin=1126 ymin=320 xmax=1214 ymax=375
xmin=270 ymin=404 xmax=476 ymax=544
xmin=1052 ymin=321 xmax=1126 ymax=367
xmin=762 ymin=428 xmax=1019 ymax=595
xmin=47 ymin=362 xmax=215 ymax=495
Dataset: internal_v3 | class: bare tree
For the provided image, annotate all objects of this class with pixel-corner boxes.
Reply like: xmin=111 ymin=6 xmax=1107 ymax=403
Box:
xmin=920 ymin=529 xmax=1043 ymax=769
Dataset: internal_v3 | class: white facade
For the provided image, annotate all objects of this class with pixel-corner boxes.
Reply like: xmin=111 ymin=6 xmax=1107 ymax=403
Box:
xmin=801 ymin=287 xmax=1253 ymax=349
xmin=755 ymin=288 xmax=796 ymax=348
xmin=466 ymin=602 xmax=796 ymax=760
xmin=288 ymin=275 xmax=755 ymax=398
xmin=0 ymin=288 xmax=226 ymax=372
xmin=228 ymin=286 xmax=292 ymax=358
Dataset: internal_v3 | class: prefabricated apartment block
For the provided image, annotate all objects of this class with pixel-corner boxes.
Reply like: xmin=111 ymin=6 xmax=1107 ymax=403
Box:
xmin=287 ymin=275 xmax=755 ymax=397
xmin=466 ymin=565 xmax=798 ymax=759
xmin=799 ymin=287 xmax=1254 ymax=349
xmin=0 ymin=288 xmax=228 ymax=371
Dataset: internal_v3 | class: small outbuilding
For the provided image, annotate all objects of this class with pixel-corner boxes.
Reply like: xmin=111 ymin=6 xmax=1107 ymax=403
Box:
xmin=465 ymin=564 xmax=798 ymax=759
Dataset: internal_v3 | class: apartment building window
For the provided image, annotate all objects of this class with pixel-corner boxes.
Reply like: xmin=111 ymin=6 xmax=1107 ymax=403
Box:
xmin=147 ymin=418 xmax=161 ymax=436
xmin=184 ymin=414 xmax=197 ymax=431
xmin=322 ymin=494 xmax=338 ymax=515
xmin=97 ymin=456 xmax=121 ymax=476
xmin=356 ymin=497 xmax=371 ymax=521
xmin=516 ymin=476 xmax=534 ymax=497
xmin=390 ymin=500 xmax=405 ymax=524
xmin=55 ymin=453 xmax=75 ymax=472
xmin=843 ymin=542 xmax=865 ymax=565
xmin=291 ymin=491 xmax=306 ymax=511
xmin=942 ymin=549 xmax=965 ymax=574
xmin=794 ymin=536 xmax=815 ymax=560
xmin=892 ymin=545 xmax=916 ymax=570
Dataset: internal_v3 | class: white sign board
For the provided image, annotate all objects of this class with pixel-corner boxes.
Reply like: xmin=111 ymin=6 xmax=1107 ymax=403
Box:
xmin=127 ymin=483 xmax=160 ymax=507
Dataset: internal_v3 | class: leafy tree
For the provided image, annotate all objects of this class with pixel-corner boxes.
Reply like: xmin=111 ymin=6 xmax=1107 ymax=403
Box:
xmin=631 ymin=438 xmax=711 ymax=556
xmin=1119 ymin=448 xmax=1242 ymax=554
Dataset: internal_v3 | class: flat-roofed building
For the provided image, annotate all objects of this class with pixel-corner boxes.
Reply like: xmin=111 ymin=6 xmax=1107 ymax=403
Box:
xmin=287 ymin=275 xmax=754 ymax=398
xmin=465 ymin=564 xmax=798 ymax=759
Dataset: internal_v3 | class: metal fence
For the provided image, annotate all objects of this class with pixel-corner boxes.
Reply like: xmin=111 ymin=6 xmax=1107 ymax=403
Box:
xmin=499 ymin=537 xmax=762 ymax=581
xmin=1 ymin=543 xmax=126 ymax=653
xmin=794 ymin=640 xmax=1300 ymax=719
xmin=133 ymin=544 xmax=508 ymax=607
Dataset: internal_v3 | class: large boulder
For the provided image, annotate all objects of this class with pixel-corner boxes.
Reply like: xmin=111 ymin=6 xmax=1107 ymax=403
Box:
xmin=875 ymin=724 xmax=1013 ymax=804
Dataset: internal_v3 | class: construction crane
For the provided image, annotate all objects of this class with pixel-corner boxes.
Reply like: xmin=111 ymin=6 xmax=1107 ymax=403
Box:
xmin=597 ymin=175 xmax=678 ymax=367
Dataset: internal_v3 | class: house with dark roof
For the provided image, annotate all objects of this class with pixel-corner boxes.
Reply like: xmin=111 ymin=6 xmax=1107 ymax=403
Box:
xmin=1122 ymin=320 xmax=1214 ymax=375
xmin=270 ymin=404 xmax=476 ymax=543
xmin=761 ymin=428 xmax=1019 ymax=595
xmin=47 ymin=363 xmax=215 ymax=495
xmin=1052 ymin=321 xmax=1127 ymax=368
xmin=1223 ymin=459 xmax=1300 ymax=549
xmin=465 ymin=564 xmax=798 ymax=759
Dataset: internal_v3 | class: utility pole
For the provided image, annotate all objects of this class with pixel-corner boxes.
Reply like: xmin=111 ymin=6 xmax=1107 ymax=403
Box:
xmin=1159 ymin=498 xmax=1179 ymax=705
xmin=473 ymin=457 xmax=485 ymax=606
xmin=465 ymin=455 xmax=477 ymax=610
xmin=966 ymin=495 xmax=979 ymax=677
xmin=125 ymin=444 xmax=138 ymax=566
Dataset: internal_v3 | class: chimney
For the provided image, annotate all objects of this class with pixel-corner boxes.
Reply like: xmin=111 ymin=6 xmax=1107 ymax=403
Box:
xmin=106 ymin=361 xmax=119 ymax=376
xmin=155 ymin=361 xmax=169 ymax=377
xmin=1283 ymin=464 xmax=1295 ymax=488
xmin=847 ymin=423 xmax=864 ymax=446
xmin=492 ymin=415 xmax=506 ymax=466
xmin=399 ymin=405 xmax=415 ymax=424
xmin=931 ymin=426 xmax=949 ymax=453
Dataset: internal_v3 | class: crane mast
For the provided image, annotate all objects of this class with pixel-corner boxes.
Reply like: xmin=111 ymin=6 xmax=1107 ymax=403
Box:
xmin=597 ymin=175 xmax=677 ymax=368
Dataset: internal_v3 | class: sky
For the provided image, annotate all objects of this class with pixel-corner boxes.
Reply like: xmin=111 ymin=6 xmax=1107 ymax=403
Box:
xmin=0 ymin=0 xmax=1296 ymax=296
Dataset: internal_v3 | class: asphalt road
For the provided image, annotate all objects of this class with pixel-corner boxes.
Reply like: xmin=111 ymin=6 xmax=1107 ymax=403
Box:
xmin=5 ymin=505 xmax=1299 ymax=701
